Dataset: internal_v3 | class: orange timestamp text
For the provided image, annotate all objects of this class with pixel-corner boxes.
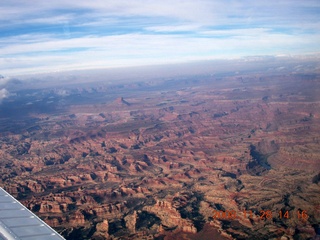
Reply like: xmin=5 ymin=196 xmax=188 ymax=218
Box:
xmin=212 ymin=209 xmax=308 ymax=221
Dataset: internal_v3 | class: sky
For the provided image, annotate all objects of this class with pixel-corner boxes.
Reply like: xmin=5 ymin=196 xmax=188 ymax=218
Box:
xmin=1 ymin=0 xmax=320 ymax=76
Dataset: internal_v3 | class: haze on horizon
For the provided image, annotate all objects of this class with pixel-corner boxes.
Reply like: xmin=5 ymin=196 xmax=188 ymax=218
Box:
xmin=1 ymin=0 xmax=320 ymax=77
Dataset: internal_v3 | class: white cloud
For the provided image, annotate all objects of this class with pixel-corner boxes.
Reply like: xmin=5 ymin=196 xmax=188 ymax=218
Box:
xmin=1 ymin=0 xmax=320 ymax=75
xmin=0 ymin=88 xmax=10 ymax=102
xmin=145 ymin=24 xmax=201 ymax=32
xmin=1 ymin=30 xmax=319 ymax=76
xmin=0 ymin=77 xmax=10 ymax=87
xmin=1 ymin=0 xmax=319 ymax=28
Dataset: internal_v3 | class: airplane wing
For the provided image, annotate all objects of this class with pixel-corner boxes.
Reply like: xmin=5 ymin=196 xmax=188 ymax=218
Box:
xmin=0 ymin=187 xmax=65 ymax=240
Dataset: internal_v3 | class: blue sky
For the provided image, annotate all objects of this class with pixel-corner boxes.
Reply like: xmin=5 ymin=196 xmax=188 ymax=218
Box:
xmin=1 ymin=0 xmax=320 ymax=76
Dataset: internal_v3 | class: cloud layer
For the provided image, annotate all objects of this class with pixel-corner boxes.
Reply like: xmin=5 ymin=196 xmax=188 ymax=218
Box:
xmin=1 ymin=0 xmax=320 ymax=76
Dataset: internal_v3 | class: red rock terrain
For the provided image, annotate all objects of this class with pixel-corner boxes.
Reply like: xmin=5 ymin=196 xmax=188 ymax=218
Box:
xmin=0 ymin=73 xmax=319 ymax=239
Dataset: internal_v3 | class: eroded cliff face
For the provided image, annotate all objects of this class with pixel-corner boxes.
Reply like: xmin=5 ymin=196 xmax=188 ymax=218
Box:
xmin=0 ymin=73 xmax=320 ymax=239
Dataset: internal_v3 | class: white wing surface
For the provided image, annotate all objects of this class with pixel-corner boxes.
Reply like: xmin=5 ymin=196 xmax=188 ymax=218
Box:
xmin=0 ymin=187 xmax=65 ymax=240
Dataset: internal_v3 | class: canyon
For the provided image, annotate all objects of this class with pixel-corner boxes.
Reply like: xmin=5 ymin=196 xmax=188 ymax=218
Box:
xmin=0 ymin=70 xmax=319 ymax=239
